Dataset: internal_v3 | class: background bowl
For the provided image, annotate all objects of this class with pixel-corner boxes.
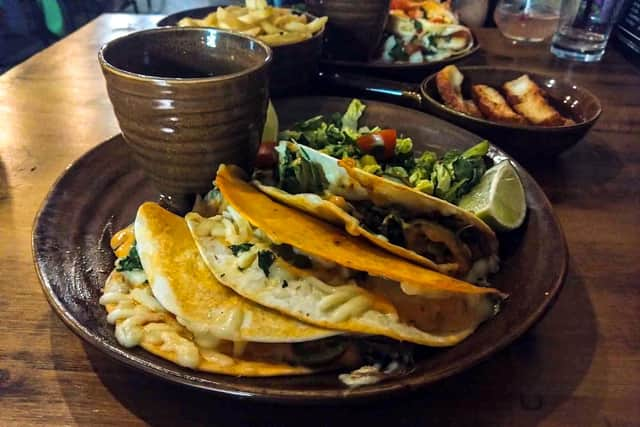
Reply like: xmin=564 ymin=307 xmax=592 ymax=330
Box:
xmin=157 ymin=5 xmax=324 ymax=98
xmin=420 ymin=66 xmax=602 ymax=160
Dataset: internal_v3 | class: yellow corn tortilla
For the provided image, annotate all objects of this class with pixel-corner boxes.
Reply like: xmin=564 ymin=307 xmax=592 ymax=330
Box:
xmin=217 ymin=165 xmax=502 ymax=297
xmin=134 ymin=202 xmax=337 ymax=344
xmin=101 ymin=270 xmax=313 ymax=376
xmin=255 ymin=143 xmax=499 ymax=280
xmin=184 ymin=164 xmax=506 ymax=347
xmin=187 ymin=210 xmax=495 ymax=347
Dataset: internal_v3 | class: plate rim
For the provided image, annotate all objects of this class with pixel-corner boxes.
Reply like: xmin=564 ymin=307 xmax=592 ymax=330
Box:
xmin=32 ymin=96 xmax=568 ymax=403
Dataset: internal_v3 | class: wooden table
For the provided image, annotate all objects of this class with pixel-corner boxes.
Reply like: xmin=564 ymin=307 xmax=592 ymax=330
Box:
xmin=1 ymin=14 xmax=638 ymax=427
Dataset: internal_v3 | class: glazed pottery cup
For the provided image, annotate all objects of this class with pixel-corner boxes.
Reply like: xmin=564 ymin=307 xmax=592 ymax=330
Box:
xmin=305 ymin=0 xmax=391 ymax=61
xmin=99 ymin=27 xmax=272 ymax=212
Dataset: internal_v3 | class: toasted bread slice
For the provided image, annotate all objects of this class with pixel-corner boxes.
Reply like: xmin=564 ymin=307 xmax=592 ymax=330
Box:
xmin=502 ymin=75 xmax=565 ymax=126
xmin=436 ymin=65 xmax=467 ymax=114
xmin=436 ymin=65 xmax=482 ymax=117
xmin=463 ymin=100 xmax=483 ymax=118
xmin=471 ymin=84 xmax=527 ymax=125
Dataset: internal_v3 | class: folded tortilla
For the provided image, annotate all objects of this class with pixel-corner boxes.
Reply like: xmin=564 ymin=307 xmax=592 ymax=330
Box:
xmin=100 ymin=202 xmax=352 ymax=376
xmin=186 ymin=165 xmax=505 ymax=348
xmin=255 ymin=143 xmax=499 ymax=282
xmin=134 ymin=202 xmax=337 ymax=344
xmin=385 ymin=15 xmax=473 ymax=62
xmin=100 ymin=270 xmax=316 ymax=376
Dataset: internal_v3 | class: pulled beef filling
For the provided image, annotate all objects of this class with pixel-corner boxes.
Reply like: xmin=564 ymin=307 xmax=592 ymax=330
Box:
xmin=350 ymin=200 xmax=456 ymax=263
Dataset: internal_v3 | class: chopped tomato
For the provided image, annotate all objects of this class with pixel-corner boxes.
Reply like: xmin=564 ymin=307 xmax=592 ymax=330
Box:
xmin=404 ymin=42 xmax=422 ymax=55
xmin=356 ymin=129 xmax=397 ymax=160
xmin=407 ymin=8 xmax=424 ymax=19
xmin=390 ymin=0 xmax=413 ymax=10
xmin=255 ymin=141 xmax=277 ymax=169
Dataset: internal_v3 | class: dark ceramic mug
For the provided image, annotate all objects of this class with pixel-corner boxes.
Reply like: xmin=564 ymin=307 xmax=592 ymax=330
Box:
xmin=305 ymin=0 xmax=391 ymax=61
xmin=99 ymin=27 xmax=272 ymax=212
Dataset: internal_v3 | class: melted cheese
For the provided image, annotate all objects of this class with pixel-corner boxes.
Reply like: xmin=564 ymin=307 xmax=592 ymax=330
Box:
xmin=100 ymin=269 xmax=316 ymax=376
xmin=187 ymin=207 xmax=498 ymax=347
xmin=100 ymin=270 xmax=200 ymax=368
xmin=111 ymin=225 xmax=135 ymax=259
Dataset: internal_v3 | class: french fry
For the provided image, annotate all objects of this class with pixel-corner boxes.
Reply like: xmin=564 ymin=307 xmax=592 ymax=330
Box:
xmin=238 ymin=9 xmax=271 ymax=25
xmin=217 ymin=7 xmax=246 ymax=30
xmin=225 ymin=6 xmax=246 ymax=16
xmin=260 ymin=31 xmax=310 ymax=47
xmin=283 ymin=21 xmax=308 ymax=33
xmin=202 ymin=13 xmax=218 ymax=26
xmin=306 ymin=17 xmax=328 ymax=34
xmin=177 ymin=1 xmax=327 ymax=46
xmin=177 ymin=17 xmax=198 ymax=27
xmin=250 ymin=8 xmax=272 ymax=20
xmin=273 ymin=14 xmax=298 ymax=27
xmin=246 ymin=0 xmax=268 ymax=10
xmin=259 ymin=20 xmax=282 ymax=35
xmin=240 ymin=27 xmax=262 ymax=37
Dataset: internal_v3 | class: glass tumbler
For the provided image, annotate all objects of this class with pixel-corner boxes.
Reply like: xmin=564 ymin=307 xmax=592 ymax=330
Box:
xmin=494 ymin=0 xmax=562 ymax=42
xmin=550 ymin=0 xmax=626 ymax=62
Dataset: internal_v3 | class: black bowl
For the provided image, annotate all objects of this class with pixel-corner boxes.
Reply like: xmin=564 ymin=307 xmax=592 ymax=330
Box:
xmin=158 ymin=5 xmax=325 ymax=98
xmin=421 ymin=66 xmax=602 ymax=160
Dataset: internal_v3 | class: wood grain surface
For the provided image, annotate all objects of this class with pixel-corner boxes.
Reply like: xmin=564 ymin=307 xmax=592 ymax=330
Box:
xmin=0 ymin=14 xmax=639 ymax=427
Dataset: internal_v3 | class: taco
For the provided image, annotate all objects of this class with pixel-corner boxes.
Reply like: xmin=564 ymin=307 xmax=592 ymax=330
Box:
xmin=382 ymin=16 xmax=474 ymax=63
xmin=186 ymin=165 xmax=505 ymax=349
xmin=254 ymin=142 xmax=499 ymax=282
xmin=100 ymin=202 xmax=359 ymax=376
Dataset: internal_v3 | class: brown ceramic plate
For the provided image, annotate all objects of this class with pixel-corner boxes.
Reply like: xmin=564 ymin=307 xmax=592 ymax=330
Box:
xmin=33 ymin=97 xmax=567 ymax=403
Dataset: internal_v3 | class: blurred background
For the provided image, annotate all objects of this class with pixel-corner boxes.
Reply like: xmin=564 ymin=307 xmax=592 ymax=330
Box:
xmin=0 ymin=0 xmax=508 ymax=74
xmin=0 ymin=0 xmax=213 ymax=73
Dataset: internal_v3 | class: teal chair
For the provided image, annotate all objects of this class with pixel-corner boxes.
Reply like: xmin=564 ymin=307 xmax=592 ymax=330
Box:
xmin=36 ymin=0 xmax=65 ymax=37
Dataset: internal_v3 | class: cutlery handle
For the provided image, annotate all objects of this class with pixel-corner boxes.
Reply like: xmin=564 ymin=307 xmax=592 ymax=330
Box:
xmin=317 ymin=71 xmax=423 ymax=109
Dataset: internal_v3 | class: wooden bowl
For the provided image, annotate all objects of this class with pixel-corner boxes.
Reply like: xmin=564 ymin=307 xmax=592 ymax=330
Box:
xmin=157 ymin=6 xmax=324 ymax=98
xmin=421 ymin=66 xmax=602 ymax=160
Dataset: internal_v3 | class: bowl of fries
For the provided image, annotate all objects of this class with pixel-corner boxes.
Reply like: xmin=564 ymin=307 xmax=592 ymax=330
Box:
xmin=158 ymin=0 xmax=328 ymax=97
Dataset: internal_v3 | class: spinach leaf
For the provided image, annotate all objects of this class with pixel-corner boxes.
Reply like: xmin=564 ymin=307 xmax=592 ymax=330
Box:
xmin=389 ymin=38 xmax=409 ymax=61
xmin=277 ymin=143 xmax=328 ymax=194
xmin=229 ymin=243 xmax=253 ymax=256
xmin=116 ymin=245 xmax=142 ymax=272
xmin=258 ymin=250 xmax=276 ymax=277
xmin=429 ymin=141 xmax=489 ymax=203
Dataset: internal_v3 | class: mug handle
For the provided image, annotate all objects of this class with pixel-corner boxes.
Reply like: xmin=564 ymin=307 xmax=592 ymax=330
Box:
xmin=317 ymin=71 xmax=424 ymax=110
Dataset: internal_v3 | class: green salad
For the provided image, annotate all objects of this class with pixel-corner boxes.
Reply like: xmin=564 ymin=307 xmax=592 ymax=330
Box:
xmin=277 ymin=99 xmax=490 ymax=204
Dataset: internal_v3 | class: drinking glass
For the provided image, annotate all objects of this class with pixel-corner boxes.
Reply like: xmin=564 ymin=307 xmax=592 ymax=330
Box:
xmin=494 ymin=0 xmax=562 ymax=42
xmin=550 ymin=0 xmax=625 ymax=61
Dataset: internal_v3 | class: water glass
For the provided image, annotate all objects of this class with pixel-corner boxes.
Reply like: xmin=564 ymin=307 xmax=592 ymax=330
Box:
xmin=550 ymin=0 xmax=626 ymax=62
xmin=494 ymin=0 xmax=562 ymax=42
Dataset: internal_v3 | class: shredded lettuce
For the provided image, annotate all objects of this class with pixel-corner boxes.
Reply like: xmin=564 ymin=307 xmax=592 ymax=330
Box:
xmin=341 ymin=99 xmax=366 ymax=134
xmin=275 ymin=99 xmax=490 ymax=205
xmin=276 ymin=142 xmax=328 ymax=195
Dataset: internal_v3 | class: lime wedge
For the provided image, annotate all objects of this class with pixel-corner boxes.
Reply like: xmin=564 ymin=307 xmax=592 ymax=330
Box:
xmin=458 ymin=160 xmax=526 ymax=232
xmin=261 ymin=100 xmax=279 ymax=143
